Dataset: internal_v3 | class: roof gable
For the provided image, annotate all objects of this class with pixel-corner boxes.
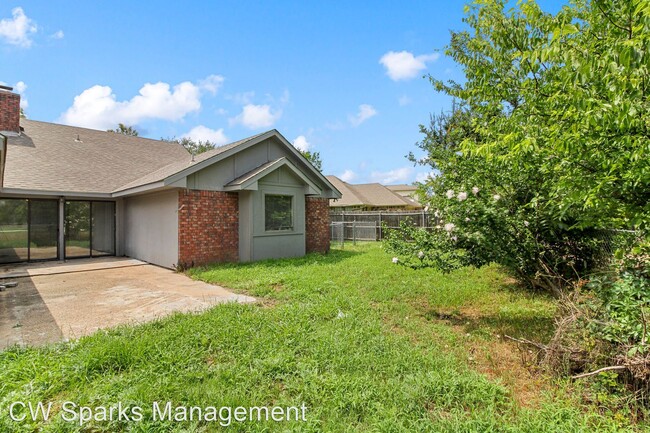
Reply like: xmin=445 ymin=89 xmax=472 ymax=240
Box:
xmin=224 ymin=157 xmax=321 ymax=195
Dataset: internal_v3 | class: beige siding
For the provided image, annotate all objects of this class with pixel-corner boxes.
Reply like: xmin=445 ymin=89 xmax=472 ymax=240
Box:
xmin=124 ymin=190 xmax=178 ymax=268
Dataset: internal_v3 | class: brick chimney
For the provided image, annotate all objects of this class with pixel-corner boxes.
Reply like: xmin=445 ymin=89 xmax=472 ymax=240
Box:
xmin=0 ymin=85 xmax=21 ymax=134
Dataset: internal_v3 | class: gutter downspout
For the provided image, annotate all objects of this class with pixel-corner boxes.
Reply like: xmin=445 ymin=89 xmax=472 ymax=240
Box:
xmin=0 ymin=133 xmax=6 ymax=189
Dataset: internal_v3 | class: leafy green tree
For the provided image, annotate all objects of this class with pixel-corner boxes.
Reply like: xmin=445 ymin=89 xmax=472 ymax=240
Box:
xmin=163 ymin=137 xmax=217 ymax=155
xmin=19 ymin=108 xmax=26 ymax=119
xmin=387 ymin=0 xmax=650 ymax=293
xmin=300 ymin=150 xmax=323 ymax=171
xmin=431 ymin=0 xmax=649 ymax=230
xmin=108 ymin=123 xmax=139 ymax=136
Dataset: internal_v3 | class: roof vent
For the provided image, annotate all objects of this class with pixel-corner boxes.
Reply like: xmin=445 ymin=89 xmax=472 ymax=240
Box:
xmin=74 ymin=134 xmax=82 ymax=143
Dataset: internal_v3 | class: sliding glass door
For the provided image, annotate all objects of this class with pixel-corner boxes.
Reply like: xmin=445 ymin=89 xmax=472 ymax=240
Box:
xmin=0 ymin=198 xmax=58 ymax=264
xmin=0 ymin=199 xmax=29 ymax=263
xmin=65 ymin=201 xmax=115 ymax=258
xmin=91 ymin=201 xmax=115 ymax=256
xmin=65 ymin=201 xmax=91 ymax=258
xmin=28 ymin=200 xmax=58 ymax=260
xmin=0 ymin=199 xmax=115 ymax=263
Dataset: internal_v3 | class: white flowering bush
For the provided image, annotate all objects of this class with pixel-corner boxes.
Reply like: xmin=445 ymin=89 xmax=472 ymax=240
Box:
xmin=387 ymin=110 xmax=608 ymax=295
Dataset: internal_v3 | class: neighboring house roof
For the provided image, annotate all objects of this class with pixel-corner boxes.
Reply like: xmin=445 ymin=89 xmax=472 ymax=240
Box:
xmin=387 ymin=184 xmax=418 ymax=193
xmin=326 ymin=176 xmax=422 ymax=209
xmin=1 ymin=119 xmax=340 ymax=199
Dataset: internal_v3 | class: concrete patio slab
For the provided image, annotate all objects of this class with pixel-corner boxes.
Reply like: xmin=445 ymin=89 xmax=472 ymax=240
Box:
xmin=0 ymin=259 xmax=254 ymax=349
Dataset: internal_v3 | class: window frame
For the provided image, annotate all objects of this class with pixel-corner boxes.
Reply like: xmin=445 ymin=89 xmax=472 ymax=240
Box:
xmin=263 ymin=194 xmax=294 ymax=232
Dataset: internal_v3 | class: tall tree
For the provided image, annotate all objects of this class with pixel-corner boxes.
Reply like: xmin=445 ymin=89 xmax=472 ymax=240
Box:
xmin=431 ymin=0 xmax=649 ymax=230
xmin=108 ymin=123 xmax=139 ymax=136
xmin=163 ymin=137 xmax=217 ymax=155
xmin=386 ymin=0 xmax=650 ymax=294
xmin=299 ymin=150 xmax=323 ymax=172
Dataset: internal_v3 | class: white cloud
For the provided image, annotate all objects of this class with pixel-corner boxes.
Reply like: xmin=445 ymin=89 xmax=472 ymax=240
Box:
xmin=370 ymin=167 xmax=414 ymax=184
xmin=415 ymin=171 xmax=434 ymax=182
xmin=58 ymin=77 xmax=221 ymax=130
xmin=292 ymin=135 xmax=311 ymax=152
xmin=379 ymin=50 xmax=439 ymax=81
xmin=348 ymin=104 xmax=377 ymax=127
xmin=198 ymin=74 xmax=224 ymax=95
xmin=14 ymin=80 xmax=28 ymax=109
xmin=183 ymin=125 xmax=229 ymax=146
xmin=340 ymin=169 xmax=357 ymax=183
xmin=398 ymin=95 xmax=412 ymax=106
xmin=229 ymin=104 xmax=281 ymax=129
xmin=227 ymin=91 xmax=255 ymax=105
xmin=50 ymin=30 xmax=64 ymax=39
xmin=0 ymin=7 xmax=37 ymax=48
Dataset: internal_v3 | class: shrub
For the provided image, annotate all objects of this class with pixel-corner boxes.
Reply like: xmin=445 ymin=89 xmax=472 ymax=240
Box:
xmin=384 ymin=111 xmax=608 ymax=296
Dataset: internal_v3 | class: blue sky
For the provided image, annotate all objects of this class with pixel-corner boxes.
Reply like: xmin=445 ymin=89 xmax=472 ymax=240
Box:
xmin=0 ymin=1 xmax=562 ymax=184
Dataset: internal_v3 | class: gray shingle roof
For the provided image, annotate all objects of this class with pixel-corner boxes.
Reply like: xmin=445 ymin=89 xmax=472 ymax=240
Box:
xmin=326 ymin=175 xmax=422 ymax=208
xmin=4 ymin=119 xmax=190 ymax=194
xmin=2 ymin=120 xmax=272 ymax=195
xmin=386 ymin=184 xmax=418 ymax=192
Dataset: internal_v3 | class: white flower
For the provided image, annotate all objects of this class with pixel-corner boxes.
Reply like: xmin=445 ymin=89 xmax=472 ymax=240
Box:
xmin=493 ymin=194 xmax=501 ymax=201
xmin=434 ymin=210 xmax=440 ymax=218
xmin=446 ymin=189 xmax=455 ymax=199
xmin=392 ymin=257 xmax=399 ymax=264
xmin=444 ymin=223 xmax=455 ymax=232
xmin=424 ymin=205 xmax=429 ymax=212
xmin=417 ymin=251 xmax=425 ymax=259
xmin=524 ymin=220 xmax=530 ymax=227
xmin=457 ymin=191 xmax=468 ymax=202
xmin=465 ymin=217 xmax=471 ymax=222
xmin=451 ymin=235 xmax=458 ymax=242
xmin=472 ymin=186 xmax=479 ymax=195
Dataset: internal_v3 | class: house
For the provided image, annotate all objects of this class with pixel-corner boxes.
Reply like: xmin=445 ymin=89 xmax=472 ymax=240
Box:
xmin=386 ymin=184 xmax=420 ymax=202
xmin=0 ymin=86 xmax=341 ymax=268
xmin=326 ymin=176 xmax=421 ymax=211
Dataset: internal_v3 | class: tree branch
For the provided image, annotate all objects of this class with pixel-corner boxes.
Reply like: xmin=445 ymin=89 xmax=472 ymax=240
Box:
xmin=570 ymin=363 xmax=644 ymax=380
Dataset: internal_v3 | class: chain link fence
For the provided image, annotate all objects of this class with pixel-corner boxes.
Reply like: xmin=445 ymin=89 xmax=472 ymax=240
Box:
xmin=330 ymin=211 xmax=436 ymax=246
xmin=329 ymin=211 xmax=642 ymax=261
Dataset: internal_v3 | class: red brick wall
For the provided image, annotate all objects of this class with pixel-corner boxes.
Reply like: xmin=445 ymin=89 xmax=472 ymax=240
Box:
xmin=178 ymin=190 xmax=239 ymax=267
xmin=0 ymin=90 xmax=20 ymax=133
xmin=305 ymin=197 xmax=330 ymax=254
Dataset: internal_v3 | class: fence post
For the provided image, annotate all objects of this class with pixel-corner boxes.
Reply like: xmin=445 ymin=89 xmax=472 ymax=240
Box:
xmin=353 ymin=220 xmax=356 ymax=245
xmin=379 ymin=211 xmax=383 ymax=240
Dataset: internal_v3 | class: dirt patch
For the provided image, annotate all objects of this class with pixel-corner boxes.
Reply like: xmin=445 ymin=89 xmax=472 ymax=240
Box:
xmin=422 ymin=306 xmax=551 ymax=407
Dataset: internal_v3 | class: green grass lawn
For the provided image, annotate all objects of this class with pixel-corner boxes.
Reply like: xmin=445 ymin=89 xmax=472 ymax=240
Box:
xmin=0 ymin=243 xmax=639 ymax=432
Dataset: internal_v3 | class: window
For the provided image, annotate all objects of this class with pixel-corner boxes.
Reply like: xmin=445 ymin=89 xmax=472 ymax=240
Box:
xmin=265 ymin=195 xmax=293 ymax=231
